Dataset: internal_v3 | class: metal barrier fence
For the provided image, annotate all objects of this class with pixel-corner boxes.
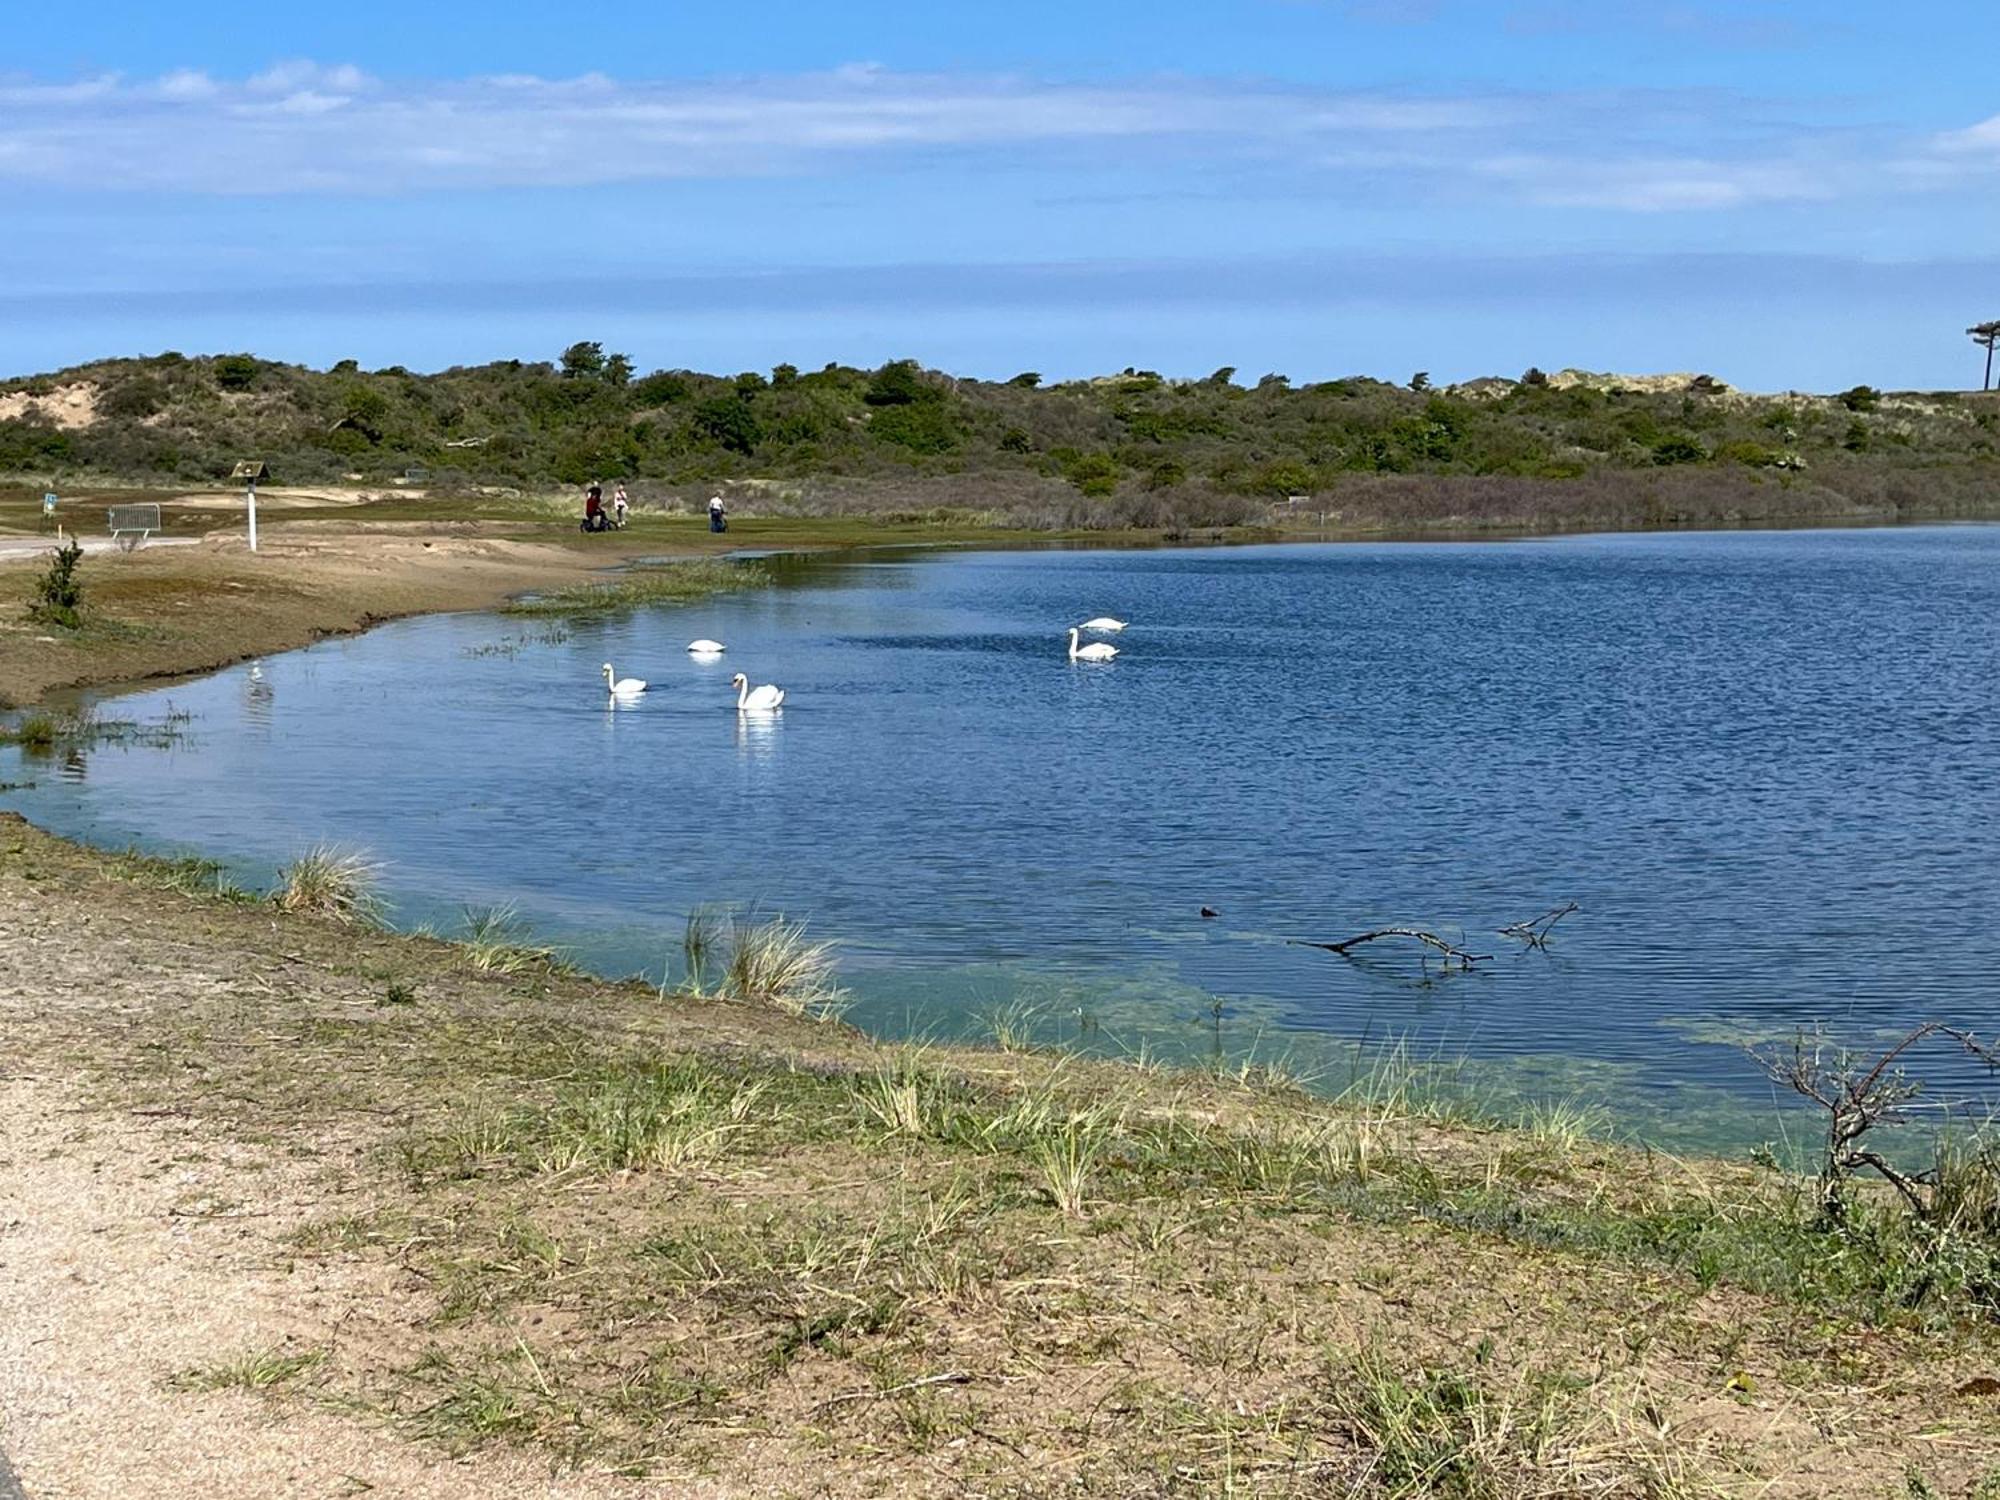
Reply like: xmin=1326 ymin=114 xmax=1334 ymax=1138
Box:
xmin=107 ymin=502 xmax=162 ymax=550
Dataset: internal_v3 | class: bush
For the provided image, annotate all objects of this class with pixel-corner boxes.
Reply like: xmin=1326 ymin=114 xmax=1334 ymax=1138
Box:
xmin=1839 ymin=385 xmax=1882 ymax=412
xmin=29 ymin=540 xmax=84 ymax=628
xmin=214 ymin=354 xmax=259 ymax=391
xmin=1063 ymin=452 xmax=1121 ymax=497
xmin=693 ymin=397 xmax=762 ymax=455
xmin=865 ymin=359 xmax=931 ymax=407
xmin=868 ymin=401 xmax=957 ymax=455
xmin=1651 ymin=435 xmax=1707 ymax=466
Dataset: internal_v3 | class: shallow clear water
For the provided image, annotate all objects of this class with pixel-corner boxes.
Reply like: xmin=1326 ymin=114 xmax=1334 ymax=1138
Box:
xmin=12 ymin=527 xmax=2000 ymax=1150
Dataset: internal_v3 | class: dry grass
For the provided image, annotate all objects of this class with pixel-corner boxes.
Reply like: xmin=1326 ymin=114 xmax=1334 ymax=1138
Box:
xmin=271 ymin=845 xmax=380 ymax=924
xmin=6 ymin=817 xmax=2000 ymax=1497
xmin=723 ymin=913 xmax=849 ymax=1021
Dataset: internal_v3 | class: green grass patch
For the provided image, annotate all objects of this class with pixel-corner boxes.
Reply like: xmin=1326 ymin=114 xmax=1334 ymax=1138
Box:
xmin=503 ymin=558 xmax=767 ymax=618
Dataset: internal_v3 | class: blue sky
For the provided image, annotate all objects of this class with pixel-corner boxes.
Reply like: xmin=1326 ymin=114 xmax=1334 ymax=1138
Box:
xmin=5 ymin=1 xmax=1999 ymax=389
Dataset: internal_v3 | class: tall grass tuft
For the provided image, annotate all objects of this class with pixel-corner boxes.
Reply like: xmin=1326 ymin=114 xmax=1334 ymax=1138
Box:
xmin=1028 ymin=1110 xmax=1107 ymax=1219
xmin=459 ymin=904 xmax=564 ymax=974
xmin=273 ymin=846 xmax=381 ymax=924
xmin=679 ymin=904 xmax=726 ymax=995
xmin=723 ymin=914 xmax=848 ymax=1021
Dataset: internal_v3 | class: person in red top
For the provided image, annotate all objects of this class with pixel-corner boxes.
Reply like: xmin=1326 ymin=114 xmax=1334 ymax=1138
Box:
xmin=582 ymin=482 xmax=605 ymax=531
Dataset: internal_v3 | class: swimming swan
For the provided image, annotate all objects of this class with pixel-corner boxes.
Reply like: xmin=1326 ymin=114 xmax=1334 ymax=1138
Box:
xmin=687 ymin=639 xmax=726 ymax=655
xmin=731 ymin=672 xmax=785 ymax=711
xmin=1080 ymin=617 xmax=1127 ymax=632
xmin=1067 ymin=627 xmax=1119 ymax=662
xmin=602 ymin=663 xmax=648 ymax=696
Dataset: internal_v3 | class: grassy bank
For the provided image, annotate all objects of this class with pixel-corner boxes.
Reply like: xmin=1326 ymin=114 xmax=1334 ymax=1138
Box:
xmin=2 ymin=815 xmax=1996 ymax=1496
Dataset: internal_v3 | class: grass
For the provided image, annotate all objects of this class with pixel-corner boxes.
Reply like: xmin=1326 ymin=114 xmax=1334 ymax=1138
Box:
xmin=678 ymin=903 xmax=725 ymax=995
xmin=170 ymin=1345 xmax=325 ymax=1393
xmin=458 ymin=903 xmax=566 ymax=974
xmin=272 ymin=845 xmax=381 ymax=924
xmin=11 ymin=818 xmax=2000 ymax=1493
xmin=0 ymin=705 xmax=187 ymax=753
xmin=723 ymin=913 xmax=849 ymax=1021
xmin=502 ymin=558 xmax=768 ymax=618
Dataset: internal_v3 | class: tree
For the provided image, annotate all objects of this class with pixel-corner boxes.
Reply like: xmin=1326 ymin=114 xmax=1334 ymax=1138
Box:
xmin=866 ymin=360 xmax=929 ymax=406
xmin=560 ymin=341 xmax=606 ymax=380
xmin=1521 ymin=366 xmax=1549 ymax=386
xmin=1838 ymin=384 xmax=1881 ymax=412
xmin=1969 ymin=320 xmax=2000 ymax=392
xmin=214 ymin=354 xmax=258 ymax=391
xmin=1409 ymin=371 xmax=1431 ymax=393
xmin=603 ymin=352 xmax=634 ymax=387
xmin=771 ymin=363 xmax=799 ymax=387
xmin=693 ymin=396 xmax=761 ymax=454
xmin=632 ymin=371 xmax=689 ymax=407
xmin=1007 ymin=371 xmax=1042 ymax=389
xmin=1206 ymin=366 xmax=1237 ymax=387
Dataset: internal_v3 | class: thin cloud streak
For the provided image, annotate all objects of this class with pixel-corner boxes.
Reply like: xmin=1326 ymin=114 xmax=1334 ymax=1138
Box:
xmin=0 ymin=62 xmax=1969 ymax=211
xmin=9 ymin=250 xmax=1994 ymax=322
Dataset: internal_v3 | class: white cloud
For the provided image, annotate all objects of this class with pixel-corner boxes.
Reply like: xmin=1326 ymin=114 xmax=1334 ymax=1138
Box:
xmin=1932 ymin=114 xmax=2000 ymax=156
xmin=152 ymin=68 xmax=217 ymax=102
xmin=0 ymin=60 xmax=1942 ymax=213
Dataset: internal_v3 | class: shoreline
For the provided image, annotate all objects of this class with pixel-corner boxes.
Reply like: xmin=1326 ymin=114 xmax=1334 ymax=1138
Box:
xmin=0 ymin=814 xmax=1994 ymax=1496
xmin=4 ymin=499 xmax=1996 ymax=709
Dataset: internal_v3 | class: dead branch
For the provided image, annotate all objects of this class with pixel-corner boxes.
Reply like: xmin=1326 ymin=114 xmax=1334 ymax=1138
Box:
xmin=1500 ymin=901 xmax=1578 ymax=948
xmin=1747 ymin=1021 xmax=1998 ymax=1225
xmin=1289 ymin=929 xmax=1491 ymax=969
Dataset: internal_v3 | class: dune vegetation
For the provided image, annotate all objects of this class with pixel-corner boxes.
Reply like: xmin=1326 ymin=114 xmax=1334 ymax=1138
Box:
xmin=3 ymin=349 xmax=1997 ymax=535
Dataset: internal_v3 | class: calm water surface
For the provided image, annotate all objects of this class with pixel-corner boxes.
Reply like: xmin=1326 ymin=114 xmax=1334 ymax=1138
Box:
xmin=12 ymin=528 xmax=1999 ymax=1148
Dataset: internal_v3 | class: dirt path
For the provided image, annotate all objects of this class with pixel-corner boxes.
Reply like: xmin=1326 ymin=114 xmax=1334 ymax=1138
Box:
xmin=0 ymin=1078 xmax=635 ymax=1500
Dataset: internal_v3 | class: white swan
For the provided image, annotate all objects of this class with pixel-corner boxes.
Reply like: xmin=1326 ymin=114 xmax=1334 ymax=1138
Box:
xmin=731 ymin=671 xmax=785 ymax=712
xmin=1067 ymin=627 xmax=1119 ymax=662
xmin=1081 ymin=617 xmax=1127 ymax=632
xmin=601 ymin=662 xmax=647 ymax=696
xmin=687 ymin=639 xmax=726 ymax=655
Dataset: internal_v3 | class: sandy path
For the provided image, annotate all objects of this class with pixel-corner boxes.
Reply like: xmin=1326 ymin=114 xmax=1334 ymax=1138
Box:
xmin=0 ymin=1073 xmax=664 ymax=1500
xmin=0 ymin=537 xmax=197 ymax=561
xmin=0 ymin=848 xmax=676 ymax=1500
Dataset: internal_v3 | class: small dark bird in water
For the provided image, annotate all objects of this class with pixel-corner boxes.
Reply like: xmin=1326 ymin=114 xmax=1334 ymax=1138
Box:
xmin=1200 ymin=906 xmax=1218 ymax=919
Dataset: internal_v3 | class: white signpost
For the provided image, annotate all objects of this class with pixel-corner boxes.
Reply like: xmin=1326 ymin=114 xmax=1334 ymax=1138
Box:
xmin=231 ymin=460 xmax=269 ymax=552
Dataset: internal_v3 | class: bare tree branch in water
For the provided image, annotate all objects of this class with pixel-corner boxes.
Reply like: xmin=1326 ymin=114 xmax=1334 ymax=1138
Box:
xmin=1290 ymin=929 xmax=1491 ymax=971
xmin=1500 ymin=901 xmax=1578 ymax=948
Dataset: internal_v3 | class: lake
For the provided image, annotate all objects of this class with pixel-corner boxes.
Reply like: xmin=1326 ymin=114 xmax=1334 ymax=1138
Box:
xmin=11 ymin=526 xmax=2000 ymax=1151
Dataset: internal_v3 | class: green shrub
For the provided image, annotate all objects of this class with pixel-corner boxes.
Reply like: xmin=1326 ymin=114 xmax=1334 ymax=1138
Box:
xmin=864 ymin=359 xmax=931 ymax=407
xmin=1651 ymin=435 xmax=1707 ymax=466
xmin=214 ymin=354 xmax=259 ymax=391
xmin=29 ymin=540 xmax=83 ymax=629
xmin=1063 ymin=452 xmax=1121 ymax=497
xmin=693 ymin=397 xmax=761 ymax=455
xmin=868 ymin=401 xmax=957 ymax=455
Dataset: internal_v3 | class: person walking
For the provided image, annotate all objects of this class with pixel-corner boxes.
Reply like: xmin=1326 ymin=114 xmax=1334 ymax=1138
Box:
xmin=708 ymin=494 xmax=727 ymax=533
xmin=612 ymin=483 xmax=629 ymax=528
